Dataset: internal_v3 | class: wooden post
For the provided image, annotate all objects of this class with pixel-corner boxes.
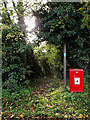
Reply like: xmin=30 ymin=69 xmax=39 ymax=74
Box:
xmin=64 ymin=43 xmax=66 ymax=87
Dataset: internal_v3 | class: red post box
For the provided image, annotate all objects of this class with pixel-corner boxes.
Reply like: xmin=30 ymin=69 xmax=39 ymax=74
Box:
xmin=70 ymin=69 xmax=84 ymax=92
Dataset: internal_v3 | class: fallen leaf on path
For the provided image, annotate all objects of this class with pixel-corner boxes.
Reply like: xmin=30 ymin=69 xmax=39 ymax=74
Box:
xmin=1 ymin=112 xmax=4 ymax=114
xmin=20 ymin=114 xmax=24 ymax=118
xmin=31 ymin=107 xmax=33 ymax=110
xmin=10 ymin=114 xmax=15 ymax=118
xmin=64 ymin=115 xmax=68 ymax=118
xmin=79 ymin=114 xmax=83 ymax=118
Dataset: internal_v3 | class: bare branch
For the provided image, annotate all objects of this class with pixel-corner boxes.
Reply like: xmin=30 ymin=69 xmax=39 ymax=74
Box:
xmin=12 ymin=0 xmax=18 ymax=13
xmin=3 ymin=1 xmax=7 ymax=8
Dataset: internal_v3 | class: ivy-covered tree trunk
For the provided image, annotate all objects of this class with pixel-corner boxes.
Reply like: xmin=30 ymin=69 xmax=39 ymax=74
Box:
xmin=13 ymin=1 xmax=27 ymax=79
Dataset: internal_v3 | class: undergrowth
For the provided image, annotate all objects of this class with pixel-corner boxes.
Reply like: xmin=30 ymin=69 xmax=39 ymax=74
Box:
xmin=2 ymin=78 xmax=89 ymax=119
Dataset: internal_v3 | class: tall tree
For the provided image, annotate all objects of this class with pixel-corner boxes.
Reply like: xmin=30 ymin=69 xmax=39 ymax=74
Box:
xmin=2 ymin=0 xmax=43 ymax=91
xmin=34 ymin=2 xmax=89 ymax=79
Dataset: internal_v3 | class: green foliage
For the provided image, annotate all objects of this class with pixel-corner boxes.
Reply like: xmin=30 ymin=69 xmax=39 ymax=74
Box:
xmin=34 ymin=42 xmax=63 ymax=76
xmin=45 ymin=43 xmax=63 ymax=74
xmin=1 ymin=4 xmax=43 ymax=91
xmin=26 ymin=43 xmax=43 ymax=80
xmin=80 ymin=2 xmax=90 ymax=29
xmin=2 ymin=23 xmax=26 ymax=91
xmin=1 ymin=7 xmax=12 ymax=25
xmin=2 ymin=78 xmax=89 ymax=119
xmin=34 ymin=44 xmax=51 ymax=75
xmin=36 ymin=3 xmax=83 ymax=44
xmin=2 ymin=23 xmax=42 ymax=90
xmin=35 ymin=2 xmax=89 ymax=78
xmin=1 ymin=1 xmax=89 ymax=119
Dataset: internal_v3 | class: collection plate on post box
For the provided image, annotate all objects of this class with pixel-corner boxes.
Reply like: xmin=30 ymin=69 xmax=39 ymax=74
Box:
xmin=74 ymin=77 xmax=80 ymax=85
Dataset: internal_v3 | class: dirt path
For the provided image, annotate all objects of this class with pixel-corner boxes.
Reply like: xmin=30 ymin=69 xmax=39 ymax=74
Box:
xmin=32 ymin=75 xmax=64 ymax=97
xmin=32 ymin=76 xmax=53 ymax=95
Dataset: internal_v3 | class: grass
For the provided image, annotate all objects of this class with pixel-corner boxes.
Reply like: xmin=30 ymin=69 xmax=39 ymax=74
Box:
xmin=2 ymin=76 xmax=89 ymax=119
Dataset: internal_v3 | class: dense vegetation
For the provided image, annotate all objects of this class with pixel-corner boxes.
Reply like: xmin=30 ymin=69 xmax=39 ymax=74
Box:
xmin=1 ymin=1 xmax=89 ymax=119
xmin=2 ymin=78 xmax=89 ymax=119
xmin=34 ymin=2 xmax=89 ymax=78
